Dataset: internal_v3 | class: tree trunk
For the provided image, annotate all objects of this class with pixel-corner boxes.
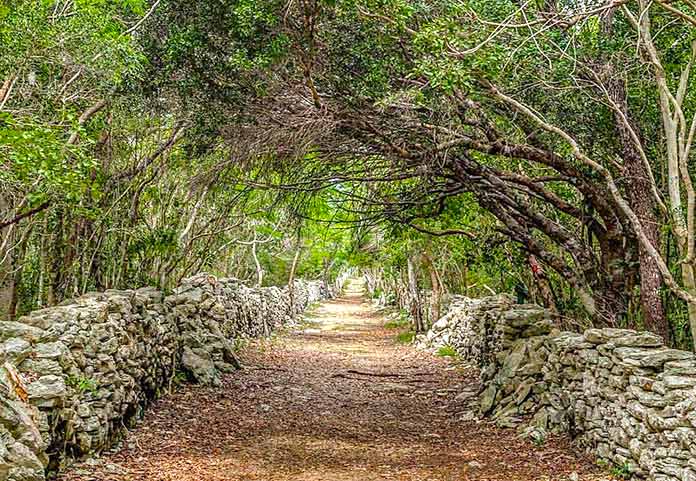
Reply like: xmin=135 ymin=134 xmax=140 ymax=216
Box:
xmin=681 ymin=265 xmax=696 ymax=349
xmin=287 ymin=244 xmax=302 ymax=317
xmin=600 ymin=6 xmax=669 ymax=342
xmin=528 ymin=255 xmax=558 ymax=315
xmin=0 ymin=194 xmax=14 ymax=320
xmin=423 ymin=251 xmax=442 ymax=324
xmin=322 ymin=257 xmax=336 ymax=297
xmin=252 ymin=239 xmax=264 ymax=288
xmin=407 ymin=254 xmax=424 ymax=333
xmin=47 ymin=211 xmax=65 ymax=306
xmin=462 ymin=263 xmax=469 ymax=296
xmin=608 ymin=80 xmax=669 ymax=342
xmin=8 ymin=226 xmax=31 ymax=321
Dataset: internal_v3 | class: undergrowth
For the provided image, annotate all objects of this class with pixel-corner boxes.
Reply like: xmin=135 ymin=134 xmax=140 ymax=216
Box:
xmin=66 ymin=375 xmax=99 ymax=394
xmin=596 ymin=459 xmax=631 ymax=480
xmin=384 ymin=309 xmax=411 ymax=329
xmin=396 ymin=331 xmax=416 ymax=344
xmin=610 ymin=463 xmax=632 ymax=480
xmin=435 ymin=345 xmax=457 ymax=358
xmin=384 ymin=317 xmax=409 ymax=329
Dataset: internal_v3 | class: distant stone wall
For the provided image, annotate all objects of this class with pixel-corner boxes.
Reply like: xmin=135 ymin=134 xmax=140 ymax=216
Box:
xmin=418 ymin=296 xmax=696 ymax=481
xmin=0 ymin=274 xmax=328 ymax=481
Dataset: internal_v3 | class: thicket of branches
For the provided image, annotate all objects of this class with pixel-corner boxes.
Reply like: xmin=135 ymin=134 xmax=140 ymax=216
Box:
xmin=4 ymin=0 xmax=696 ymax=349
xmin=0 ymin=0 xmax=356 ymax=318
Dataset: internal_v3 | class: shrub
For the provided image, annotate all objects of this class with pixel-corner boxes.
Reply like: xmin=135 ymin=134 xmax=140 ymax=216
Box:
xmin=436 ymin=345 xmax=457 ymax=358
xmin=396 ymin=331 xmax=416 ymax=344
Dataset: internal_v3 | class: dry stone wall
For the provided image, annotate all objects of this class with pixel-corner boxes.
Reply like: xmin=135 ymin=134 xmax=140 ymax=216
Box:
xmin=0 ymin=274 xmax=328 ymax=481
xmin=418 ymin=295 xmax=696 ymax=481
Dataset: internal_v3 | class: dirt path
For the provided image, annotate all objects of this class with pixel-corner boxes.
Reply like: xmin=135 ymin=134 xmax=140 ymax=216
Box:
xmin=62 ymin=282 xmax=608 ymax=481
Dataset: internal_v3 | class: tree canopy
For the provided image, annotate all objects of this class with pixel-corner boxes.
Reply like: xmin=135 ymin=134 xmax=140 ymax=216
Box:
xmin=3 ymin=0 xmax=696 ymax=349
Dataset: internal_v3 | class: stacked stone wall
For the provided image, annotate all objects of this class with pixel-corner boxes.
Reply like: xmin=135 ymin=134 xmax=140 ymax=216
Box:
xmin=0 ymin=274 xmax=328 ymax=481
xmin=418 ymin=296 xmax=696 ymax=481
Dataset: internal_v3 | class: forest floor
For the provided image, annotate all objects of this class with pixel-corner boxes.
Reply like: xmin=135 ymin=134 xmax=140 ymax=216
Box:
xmin=61 ymin=282 xmax=611 ymax=481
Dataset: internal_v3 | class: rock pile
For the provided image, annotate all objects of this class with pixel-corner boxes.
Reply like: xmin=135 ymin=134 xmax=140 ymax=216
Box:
xmin=0 ymin=274 xmax=328 ymax=481
xmin=417 ymin=294 xmax=523 ymax=366
xmin=419 ymin=295 xmax=696 ymax=481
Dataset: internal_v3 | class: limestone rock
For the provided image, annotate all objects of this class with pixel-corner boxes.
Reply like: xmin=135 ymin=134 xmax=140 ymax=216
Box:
xmin=27 ymin=376 xmax=67 ymax=408
xmin=0 ymin=272 xmax=329 ymax=479
xmin=419 ymin=291 xmax=696 ymax=481
xmin=0 ymin=339 xmax=32 ymax=364
xmin=181 ymin=347 xmax=219 ymax=386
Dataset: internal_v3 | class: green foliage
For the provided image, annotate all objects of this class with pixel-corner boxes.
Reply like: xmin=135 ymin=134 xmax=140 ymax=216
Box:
xmin=609 ymin=462 xmax=633 ymax=480
xmin=0 ymin=1 xmax=144 ymax=217
xmin=138 ymin=0 xmax=289 ymax=137
xmin=3 ymin=0 xmax=696 ymax=350
xmin=396 ymin=331 xmax=416 ymax=344
xmin=66 ymin=375 xmax=99 ymax=394
xmin=435 ymin=345 xmax=457 ymax=358
xmin=173 ymin=370 xmax=190 ymax=386
xmin=384 ymin=313 xmax=410 ymax=330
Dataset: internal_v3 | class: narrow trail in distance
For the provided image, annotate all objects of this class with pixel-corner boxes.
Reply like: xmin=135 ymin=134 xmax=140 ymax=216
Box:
xmin=62 ymin=282 xmax=607 ymax=481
